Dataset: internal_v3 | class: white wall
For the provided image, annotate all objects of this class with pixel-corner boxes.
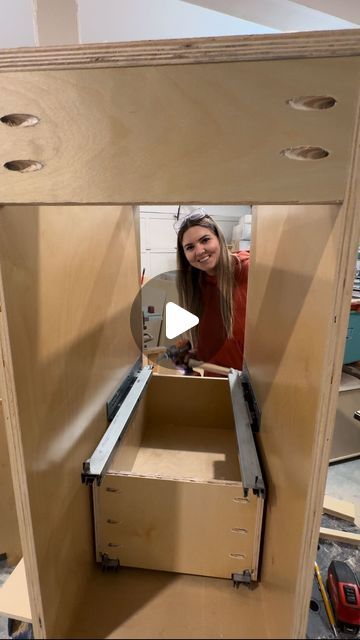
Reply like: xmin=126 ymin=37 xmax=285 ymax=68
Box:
xmin=140 ymin=204 xmax=251 ymax=278
xmin=0 ymin=0 xmax=36 ymax=47
xmin=77 ymin=0 xmax=277 ymax=44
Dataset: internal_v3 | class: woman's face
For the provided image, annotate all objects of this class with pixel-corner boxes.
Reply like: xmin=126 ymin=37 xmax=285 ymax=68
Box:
xmin=181 ymin=225 xmax=221 ymax=275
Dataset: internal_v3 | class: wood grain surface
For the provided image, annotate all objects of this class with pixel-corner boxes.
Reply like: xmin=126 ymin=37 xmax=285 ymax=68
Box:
xmin=0 ymin=57 xmax=359 ymax=204
xmin=0 ymin=204 xmax=140 ymax=637
xmin=0 ymin=28 xmax=360 ymax=640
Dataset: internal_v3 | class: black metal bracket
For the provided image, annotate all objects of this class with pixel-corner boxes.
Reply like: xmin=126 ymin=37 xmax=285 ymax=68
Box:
xmin=241 ymin=364 xmax=261 ymax=433
xmin=81 ymin=461 xmax=100 ymax=486
xmin=232 ymin=569 xmax=252 ymax=588
xmin=100 ymin=553 xmax=120 ymax=572
xmin=106 ymin=357 xmax=143 ymax=423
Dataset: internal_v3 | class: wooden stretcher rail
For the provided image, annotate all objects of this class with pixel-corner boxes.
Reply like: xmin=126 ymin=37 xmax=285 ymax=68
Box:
xmin=0 ymin=29 xmax=359 ymax=72
xmin=319 ymin=527 xmax=360 ymax=546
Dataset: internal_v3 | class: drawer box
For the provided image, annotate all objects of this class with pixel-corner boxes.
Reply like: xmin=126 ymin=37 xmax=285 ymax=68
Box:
xmin=85 ymin=368 xmax=265 ymax=583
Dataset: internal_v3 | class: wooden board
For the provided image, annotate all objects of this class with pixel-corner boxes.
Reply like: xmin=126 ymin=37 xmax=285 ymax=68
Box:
xmin=1 ymin=30 xmax=360 ymax=72
xmin=323 ymin=495 xmax=356 ymax=522
xmin=0 ymin=558 xmax=31 ymax=623
xmin=129 ymin=423 xmax=241 ymax=482
xmin=66 ymin=565 xmax=270 ymax=639
xmin=0 ymin=205 xmax=140 ymax=637
xmin=245 ymin=198 xmax=360 ymax=637
xmin=319 ymin=527 xmax=360 ymax=546
xmin=97 ymin=474 xmax=260 ymax=579
xmin=0 ymin=400 xmax=21 ymax=564
xmin=0 ymin=29 xmax=360 ymax=640
xmin=0 ymin=56 xmax=359 ymax=205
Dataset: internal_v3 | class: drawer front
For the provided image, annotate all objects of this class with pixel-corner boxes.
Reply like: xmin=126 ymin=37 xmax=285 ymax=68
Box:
xmin=94 ymin=473 xmax=263 ymax=580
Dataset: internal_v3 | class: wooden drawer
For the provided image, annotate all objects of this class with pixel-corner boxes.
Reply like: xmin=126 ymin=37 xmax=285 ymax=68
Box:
xmin=85 ymin=368 xmax=265 ymax=583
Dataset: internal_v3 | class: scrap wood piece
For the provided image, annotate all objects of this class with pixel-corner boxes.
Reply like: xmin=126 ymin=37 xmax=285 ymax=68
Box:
xmin=0 ymin=558 xmax=31 ymax=622
xmin=323 ymin=495 xmax=356 ymax=523
xmin=319 ymin=527 xmax=360 ymax=546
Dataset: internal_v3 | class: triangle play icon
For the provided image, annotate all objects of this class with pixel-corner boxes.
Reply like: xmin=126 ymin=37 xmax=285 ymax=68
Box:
xmin=165 ymin=302 xmax=199 ymax=340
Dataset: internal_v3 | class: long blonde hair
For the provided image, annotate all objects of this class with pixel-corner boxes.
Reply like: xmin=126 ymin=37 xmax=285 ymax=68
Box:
xmin=176 ymin=213 xmax=235 ymax=341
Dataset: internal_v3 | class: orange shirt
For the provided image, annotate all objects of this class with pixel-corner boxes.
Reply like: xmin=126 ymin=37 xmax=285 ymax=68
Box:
xmin=196 ymin=251 xmax=249 ymax=373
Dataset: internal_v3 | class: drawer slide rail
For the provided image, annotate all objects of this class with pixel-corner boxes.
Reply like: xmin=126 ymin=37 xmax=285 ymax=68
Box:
xmin=82 ymin=365 xmax=153 ymax=485
xmin=228 ymin=369 xmax=265 ymax=499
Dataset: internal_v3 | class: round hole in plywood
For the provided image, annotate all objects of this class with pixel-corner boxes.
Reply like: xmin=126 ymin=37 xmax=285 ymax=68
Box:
xmin=287 ymin=96 xmax=336 ymax=110
xmin=280 ymin=146 xmax=329 ymax=161
xmin=0 ymin=113 xmax=40 ymax=127
xmin=309 ymin=599 xmax=320 ymax=613
xmin=4 ymin=160 xmax=43 ymax=172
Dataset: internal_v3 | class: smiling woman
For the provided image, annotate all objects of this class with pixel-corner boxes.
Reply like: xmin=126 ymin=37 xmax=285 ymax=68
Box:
xmin=176 ymin=209 xmax=249 ymax=373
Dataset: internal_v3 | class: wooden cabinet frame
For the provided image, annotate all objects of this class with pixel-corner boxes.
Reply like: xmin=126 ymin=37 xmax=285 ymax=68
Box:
xmin=0 ymin=29 xmax=359 ymax=639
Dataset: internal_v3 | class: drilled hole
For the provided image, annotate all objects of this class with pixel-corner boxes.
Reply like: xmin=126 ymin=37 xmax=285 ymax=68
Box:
xmin=1 ymin=113 xmax=40 ymax=127
xmin=4 ymin=160 xmax=43 ymax=173
xmin=287 ymin=96 xmax=336 ymax=111
xmin=280 ymin=146 xmax=329 ymax=161
xmin=310 ymin=599 xmax=320 ymax=612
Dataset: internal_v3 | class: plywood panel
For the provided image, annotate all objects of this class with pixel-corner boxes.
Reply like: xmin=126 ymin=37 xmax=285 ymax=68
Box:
xmin=0 ymin=56 xmax=359 ymax=204
xmin=145 ymin=375 xmax=235 ymax=430
xmin=0 ymin=558 xmax=31 ymax=623
xmin=0 ymin=205 xmax=140 ymax=637
xmin=129 ymin=423 xmax=241 ymax=481
xmin=245 ymin=200 xmax=359 ymax=637
xmin=0 ymin=29 xmax=359 ymax=640
xmin=97 ymin=474 xmax=258 ymax=579
xmin=66 ymin=565 xmax=269 ymax=639
xmin=0 ymin=30 xmax=359 ymax=71
xmin=0 ymin=400 xmax=21 ymax=564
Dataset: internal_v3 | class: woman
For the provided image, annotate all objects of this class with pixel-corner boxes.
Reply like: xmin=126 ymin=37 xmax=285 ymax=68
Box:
xmin=176 ymin=209 xmax=249 ymax=373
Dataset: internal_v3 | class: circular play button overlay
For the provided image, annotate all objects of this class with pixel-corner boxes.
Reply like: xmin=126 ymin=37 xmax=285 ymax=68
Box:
xmin=130 ymin=268 xmax=229 ymax=372
xmin=130 ymin=269 xmax=199 ymax=371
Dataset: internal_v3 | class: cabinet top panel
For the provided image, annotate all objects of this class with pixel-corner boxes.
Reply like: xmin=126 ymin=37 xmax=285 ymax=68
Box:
xmin=0 ymin=31 xmax=359 ymax=204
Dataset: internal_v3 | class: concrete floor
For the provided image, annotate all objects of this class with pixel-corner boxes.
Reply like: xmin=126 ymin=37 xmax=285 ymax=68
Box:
xmin=326 ymin=457 xmax=360 ymax=509
xmin=1 ymin=457 xmax=359 ymax=639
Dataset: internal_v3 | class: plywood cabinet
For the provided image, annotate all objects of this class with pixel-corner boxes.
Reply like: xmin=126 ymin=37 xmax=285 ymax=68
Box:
xmin=0 ymin=29 xmax=360 ymax=640
xmin=89 ymin=374 xmax=264 ymax=582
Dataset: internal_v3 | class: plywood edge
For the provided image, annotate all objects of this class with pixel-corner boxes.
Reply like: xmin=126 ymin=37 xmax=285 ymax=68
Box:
xmin=319 ymin=527 xmax=360 ymax=546
xmin=0 ymin=268 xmax=45 ymax=638
xmin=105 ymin=470 xmax=243 ymax=487
xmin=0 ymin=29 xmax=359 ymax=72
xmin=323 ymin=495 xmax=356 ymax=522
xmin=0 ymin=558 xmax=31 ymax=623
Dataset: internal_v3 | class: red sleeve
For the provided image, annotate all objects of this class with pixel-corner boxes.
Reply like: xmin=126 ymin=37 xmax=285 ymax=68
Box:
xmin=196 ymin=251 xmax=249 ymax=374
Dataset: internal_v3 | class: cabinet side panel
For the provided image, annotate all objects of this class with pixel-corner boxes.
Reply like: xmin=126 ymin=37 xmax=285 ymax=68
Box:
xmin=246 ymin=203 xmax=344 ymax=637
xmin=0 ymin=205 xmax=140 ymax=637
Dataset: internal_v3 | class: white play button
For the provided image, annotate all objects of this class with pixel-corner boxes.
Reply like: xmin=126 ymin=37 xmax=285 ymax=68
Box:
xmin=165 ymin=302 xmax=199 ymax=340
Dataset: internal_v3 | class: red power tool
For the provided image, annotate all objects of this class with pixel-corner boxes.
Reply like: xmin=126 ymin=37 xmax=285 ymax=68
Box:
xmin=327 ymin=560 xmax=360 ymax=634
